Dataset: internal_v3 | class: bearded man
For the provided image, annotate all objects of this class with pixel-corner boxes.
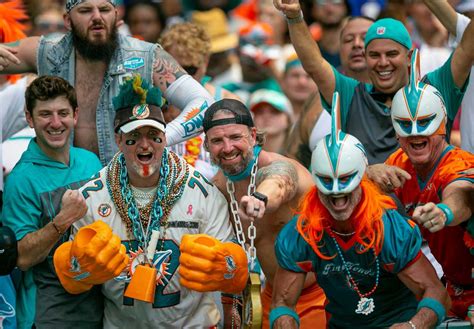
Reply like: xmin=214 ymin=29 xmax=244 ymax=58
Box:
xmin=0 ymin=0 xmax=214 ymax=165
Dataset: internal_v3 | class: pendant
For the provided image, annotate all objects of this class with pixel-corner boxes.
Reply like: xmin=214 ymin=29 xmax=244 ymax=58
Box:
xmin=355 ymin=297 xmax=375 ymax=315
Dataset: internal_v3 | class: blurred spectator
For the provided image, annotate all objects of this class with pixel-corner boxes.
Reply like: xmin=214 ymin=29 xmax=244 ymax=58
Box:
xmin=347 ymin=0 xmax=386 ymax=17
xmin=124 ymin=0 xmax=164 ymax=42
xmin=182 ymin=0 xmax=242 ymax=13
xmin=280 ymin=52 xmax=318 ymax=120
xmin=310 ymin=0 xmax=350 ymax=68
xmin=160 ymin=22 xmax=240 ymax=179
xmin=190 ymin=8 xmax=240 ymax=86
xmin=31 ymin=4 xmax=66 ymax=36
xmin=338 ymin=16 xmax=373 ymax=82
xmin=222 ymin=21 xmax=282 ymax=102
xmin=249 ymin=89 xmax=294 ymax=154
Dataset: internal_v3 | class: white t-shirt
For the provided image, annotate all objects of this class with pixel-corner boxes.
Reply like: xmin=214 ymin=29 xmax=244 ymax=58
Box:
xmin=0 ymin=77 xmax=29 ymax=191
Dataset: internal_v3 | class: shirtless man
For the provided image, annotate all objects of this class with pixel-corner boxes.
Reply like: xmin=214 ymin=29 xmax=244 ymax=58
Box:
xmin=203 ymin=98 xmax=326 ymax=328
xmin=0 ymin=0 xmax=213 ymax=165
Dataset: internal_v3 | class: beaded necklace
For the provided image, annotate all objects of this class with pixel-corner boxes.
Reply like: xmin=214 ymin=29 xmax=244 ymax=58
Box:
xmin=106 ymin=149 xmax=189 ymax=250
xmin=328 ymin=229 xmax=379 ymax=316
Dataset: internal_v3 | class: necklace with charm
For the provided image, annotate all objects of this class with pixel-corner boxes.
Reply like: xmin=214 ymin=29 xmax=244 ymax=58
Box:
xmin=328 ymin=229 xmax=379 ymax=316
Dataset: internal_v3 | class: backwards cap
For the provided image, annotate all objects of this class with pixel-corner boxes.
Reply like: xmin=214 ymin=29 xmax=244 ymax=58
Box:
xmin=364 ymin=18 xmax=412 ymax=50
xmin=203 ymin=99 xmax=254 ymax=133
xmin=311 ymin=92 xmax=368 ymax=195
xmin=113 ymin=74 xmax=166 ymax=134
xmin=391 ymin=49 xmax=447 ymax=137
xmin=66 ymin=0 xmax=117 ymax=13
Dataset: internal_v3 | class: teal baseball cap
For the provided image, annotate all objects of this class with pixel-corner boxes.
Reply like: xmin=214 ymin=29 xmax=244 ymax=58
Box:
xmin=364 ymin=18 xmax=412 ymax=50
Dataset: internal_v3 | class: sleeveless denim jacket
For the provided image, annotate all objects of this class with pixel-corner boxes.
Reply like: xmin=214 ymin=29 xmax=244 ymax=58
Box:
xmin=37 ymin=32 xmax=158 ymax=165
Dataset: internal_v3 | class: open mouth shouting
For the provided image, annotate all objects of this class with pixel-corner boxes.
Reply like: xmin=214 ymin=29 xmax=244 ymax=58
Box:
xmin=329 ymin=194 xmax=350 ymax=211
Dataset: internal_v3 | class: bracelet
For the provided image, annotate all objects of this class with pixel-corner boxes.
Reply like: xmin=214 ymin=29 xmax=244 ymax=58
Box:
xmin=436 ymin=203 xmax=454 ymax=225
xmin=51 ymin=220 xmax=62 ymax=235
xmin=417 ymin=297 xmax=446 ymax=326
xmin=285 ymin=10 xmax=304 ymax=25
xmin=269 ymin=306 xmax=300 ymax=328
xmin=408 ymin=320 xmax=417 ymax=329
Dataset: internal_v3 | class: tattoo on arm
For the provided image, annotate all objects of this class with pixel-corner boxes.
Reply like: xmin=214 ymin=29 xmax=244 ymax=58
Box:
xmin=256 ymin=161 xmax=299 ymax=202
xmin=153 ymin=47 xmax=186 ymax=90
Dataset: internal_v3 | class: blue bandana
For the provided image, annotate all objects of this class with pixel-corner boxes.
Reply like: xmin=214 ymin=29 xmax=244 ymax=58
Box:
xmin=224 ymin=145 xmax=262 ymax=182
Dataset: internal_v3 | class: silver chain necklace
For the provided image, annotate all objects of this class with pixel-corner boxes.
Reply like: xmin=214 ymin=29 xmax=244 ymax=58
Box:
xmin=226 ymin=154 xmax=259 ymax=270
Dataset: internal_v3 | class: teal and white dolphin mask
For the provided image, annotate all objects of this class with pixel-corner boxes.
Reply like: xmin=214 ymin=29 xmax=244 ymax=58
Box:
xmin=391 ymin=49 xmax=447 ymax=137
xmin=311 ymin=92 xmax=368 ymax=195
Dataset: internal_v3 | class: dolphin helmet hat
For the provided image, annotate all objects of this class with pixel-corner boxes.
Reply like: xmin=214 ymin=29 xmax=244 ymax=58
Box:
xmin=311 ymin=92 xmax=368 ymax=195
xmin=391 ymin=49 xmax=447 ymax=137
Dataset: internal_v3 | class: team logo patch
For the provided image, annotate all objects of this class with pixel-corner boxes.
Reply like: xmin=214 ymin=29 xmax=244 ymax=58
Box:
xmin=131 ymin=104 xmax=150 ymax=120
xmin=376 ymin=26 xmax=386 ymax=35
xmin=224 ymin=256 xmax=236 ymax=279
xmin=98 ymin=203 xmax=112 ymax=217
xmin=123 ymin=57 xmax=145 ymax=70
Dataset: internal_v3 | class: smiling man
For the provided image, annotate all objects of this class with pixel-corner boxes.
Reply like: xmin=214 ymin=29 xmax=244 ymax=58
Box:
xmin=274 ymin=0 xmax=474 ymax=164
xmin=1 ymin=76 xmax=102 ymax=329
xmin=377 ymin=75 xmax=474 ymax=321
xmin=203 ymin=98 xmax=327 ymax=328
xmin=53 ymin=75 xmax=248 ymax=328
xmin=0 ymin=0 xmax=214 ymax=166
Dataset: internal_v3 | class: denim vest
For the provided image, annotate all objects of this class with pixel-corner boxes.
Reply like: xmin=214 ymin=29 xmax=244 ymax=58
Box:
xmin=37 ymin=32 xmax=157 ymax=165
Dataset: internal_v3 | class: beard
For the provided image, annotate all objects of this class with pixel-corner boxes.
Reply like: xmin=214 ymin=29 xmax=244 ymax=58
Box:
xmin=211 ymin=145 xmax=254 ymax=176
xmin=71 ymin=20 xmax=118 ymax=62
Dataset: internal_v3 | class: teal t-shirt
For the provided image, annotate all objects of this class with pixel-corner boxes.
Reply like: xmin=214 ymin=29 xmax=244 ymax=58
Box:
xmin=325 ymin=53 xmax=467 ymax=128
xmin=276 ymin=210 xmax=422 ymax=328
xmin=1 ymin=139 xmax=101 ymax=329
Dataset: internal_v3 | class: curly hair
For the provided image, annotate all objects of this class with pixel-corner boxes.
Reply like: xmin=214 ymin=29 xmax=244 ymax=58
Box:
xmin=25 ymin=76 xmax=78 ymax=115
xmin=159 ymin=22 xmax=211 ymax=68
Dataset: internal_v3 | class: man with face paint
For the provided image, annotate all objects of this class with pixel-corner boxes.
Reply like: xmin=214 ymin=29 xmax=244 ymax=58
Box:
xmin=374 ymin=62 xmax=474 ymax=322
xmin=0 ymin=0 xmax=214 ymax=166
xmin=271 ymin=92 xmax=449 ymax=329
xmin=54 ymin=75 xmax=248 ymax=328
xmin=203 ymin=99 xmax=327 ymax=328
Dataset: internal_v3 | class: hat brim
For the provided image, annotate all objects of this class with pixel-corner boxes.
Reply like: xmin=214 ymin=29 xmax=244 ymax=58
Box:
xmin=120 ymin=119 xmax=166 ymax=134
xmin=210 ymin=33 xmax=239 ymax=53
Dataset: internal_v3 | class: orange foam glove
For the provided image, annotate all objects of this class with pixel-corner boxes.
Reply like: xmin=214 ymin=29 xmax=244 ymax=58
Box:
xmin=54 ymin=220 xmax=129 ymax=294
xmin=179 ymin=234 xmax=248 ymax=293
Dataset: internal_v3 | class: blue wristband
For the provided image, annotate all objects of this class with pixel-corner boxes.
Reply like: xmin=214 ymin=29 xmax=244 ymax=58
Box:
xmin=436 ymin=203 xmax=454 ymax=225
xmin=269 ymin=306 xmax=300 ymax=328
xmin=417 ymin=298 xmax=446 ymax=326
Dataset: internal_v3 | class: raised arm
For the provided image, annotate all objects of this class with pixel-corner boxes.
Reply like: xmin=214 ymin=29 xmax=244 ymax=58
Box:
xmin=392 ymin=254 xmax=450 ymax=329
xmin=273 ymin=0 xmax=336 ymax=104
xmin=0 ymin=37 xmax=40 ymax=73
xmin=450 ymin=16 xmax=473 ymax=88
xmin=152 ymin=47 xmax=215 ymax=146
xmin=423 ymin=0 xmax=458 ymax=35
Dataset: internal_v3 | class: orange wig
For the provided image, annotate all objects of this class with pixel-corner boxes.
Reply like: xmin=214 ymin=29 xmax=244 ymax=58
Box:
xmin=0 ymin=0 xmax=28 ymax=84
xmin=296 ymin=178 xmax=396 ymax=260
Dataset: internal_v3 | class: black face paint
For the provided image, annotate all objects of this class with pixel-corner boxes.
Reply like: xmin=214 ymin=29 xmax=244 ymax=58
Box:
xmin=153 ymin=137 xmax=163 ymax=143
xmin=126 ymin=139 xmax=136 ymax=145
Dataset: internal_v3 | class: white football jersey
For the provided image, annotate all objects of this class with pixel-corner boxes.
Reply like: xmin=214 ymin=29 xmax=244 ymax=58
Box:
xmin=75 ymin=164 xmax=233 ymax=329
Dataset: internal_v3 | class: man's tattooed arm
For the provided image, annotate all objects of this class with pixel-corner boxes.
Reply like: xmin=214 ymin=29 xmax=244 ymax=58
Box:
xmin=255 ymin=160 xmax=299 ymax=208
xmin=152 ymin=47 xmax=186 ymax=91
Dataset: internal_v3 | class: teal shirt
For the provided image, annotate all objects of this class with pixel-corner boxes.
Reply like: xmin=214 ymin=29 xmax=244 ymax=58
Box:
xmin=325 ymin=53 xmax=467 ymax=128
xmin=1 ymin=139 xmax=101 ymax=329
xmin=276 ymin=210 xmax=422 ymax=328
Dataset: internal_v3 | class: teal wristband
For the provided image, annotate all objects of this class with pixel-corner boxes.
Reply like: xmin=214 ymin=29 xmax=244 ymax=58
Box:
xmin=436 ymin=203 xmax=454 ymax=225
xmin=417 ymin=298 xmax=445 ymax=326
xmin=269 ymin=306 xmax=300 ymax=328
